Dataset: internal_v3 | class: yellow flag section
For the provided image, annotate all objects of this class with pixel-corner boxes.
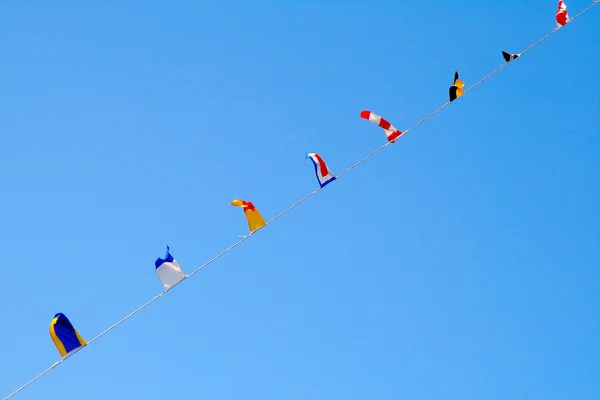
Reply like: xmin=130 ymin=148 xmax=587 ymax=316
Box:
xmin=449 ymin=71 xmax=465 ymax=102
xmin=49 ymin=313 xmax=86 ymax=358
xmin=231 ymin=199 xmax=266 ymax=233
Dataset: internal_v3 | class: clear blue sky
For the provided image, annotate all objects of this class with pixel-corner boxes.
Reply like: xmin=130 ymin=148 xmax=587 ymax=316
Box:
xmin=1 ymin=1 xmax=598 ymax=399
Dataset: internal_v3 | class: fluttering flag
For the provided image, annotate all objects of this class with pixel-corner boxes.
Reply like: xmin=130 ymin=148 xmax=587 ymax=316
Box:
xmin=231 ymin=200 xmax=266 ymax=233
xmin=502 ymin=51 xmax=520 ymax=63
xmin=449 ymin=71 xmax=465 ymax=102
xmin=155 ymin=246 xmax=186 ymax=291
xmin=360 ymin=110 xmax=403 ymax=143
xmin=556 ymin=0 xmax=570 ymax=27
xmin=306 ymin=153 xmax=336 ymax=188
xmin=49 ymin=313 xmax=87 ymax=358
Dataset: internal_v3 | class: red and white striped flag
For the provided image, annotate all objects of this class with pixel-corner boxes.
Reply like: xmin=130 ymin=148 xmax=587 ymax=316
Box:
xmin=360 ymin=110 xmax=403 ymax=143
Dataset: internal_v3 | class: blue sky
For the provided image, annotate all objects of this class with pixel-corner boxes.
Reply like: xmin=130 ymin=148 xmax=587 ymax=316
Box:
xmin=1 ymin=1 xmax=598 ymax=399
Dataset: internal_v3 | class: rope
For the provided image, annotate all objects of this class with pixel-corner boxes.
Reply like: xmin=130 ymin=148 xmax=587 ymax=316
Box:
xmin=3 ymin=3 xmax=598 ymax=399
xmin=1 ymin=362 xmax=62 ymax=400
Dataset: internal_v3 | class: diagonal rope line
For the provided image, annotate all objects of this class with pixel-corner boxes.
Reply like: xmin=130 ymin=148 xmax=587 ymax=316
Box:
xmin=1 ymin=362 xmax=62 ymax=400
xmin=3 ymin=3 xmax=598 ymax=399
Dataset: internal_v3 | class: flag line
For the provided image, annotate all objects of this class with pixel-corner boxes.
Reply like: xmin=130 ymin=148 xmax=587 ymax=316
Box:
xmin=3 ymin=3 xmax=597 ymax=399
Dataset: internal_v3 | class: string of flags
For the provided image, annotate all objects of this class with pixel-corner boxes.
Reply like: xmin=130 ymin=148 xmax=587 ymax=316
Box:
xmin=3 ymin=2 xmax=598 ymax=399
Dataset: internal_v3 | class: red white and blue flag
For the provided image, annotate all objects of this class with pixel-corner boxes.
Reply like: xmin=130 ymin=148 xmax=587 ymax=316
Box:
xmin=306 ymin=153 xmax=336 ymax=188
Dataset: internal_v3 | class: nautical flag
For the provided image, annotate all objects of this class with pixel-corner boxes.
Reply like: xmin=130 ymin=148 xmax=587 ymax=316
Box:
xmin=155 ymin=246 xmax=186 ymax=291
xmin=306 ymin=153 xmax=336 ymax=188
xmin=449 ymin=71 xmax=465 ymax=102
xmin=502 ymin=51 xmax=520 ymax=63
xmin=556 ymin=1 xmax=570 ymax=27
xmin=360 ymin=110 xmax=403 ymax=142
xmin=231 ymin=200 xmax=266 ymax=233
xmin=49 ymin=313 xmax=86 ymax=358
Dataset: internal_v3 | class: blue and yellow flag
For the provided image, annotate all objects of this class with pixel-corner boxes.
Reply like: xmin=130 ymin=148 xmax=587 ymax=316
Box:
xmin=49 ymin=313 xmax=86 ymax=358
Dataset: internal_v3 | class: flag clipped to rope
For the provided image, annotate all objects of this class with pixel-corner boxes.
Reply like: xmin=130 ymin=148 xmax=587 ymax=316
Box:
xmin=502 ymin=51 xmax=520 ymax=63
xmin=155 ymin=246 xmax=186 ymax=291
xmin=231 ymin=200 xmax=266 ymax=233
xmin=306 ymin=153 xmax=336 ymax=188
xmin=49 ymin=313 xmax=86 ymax=358
xmin=449 ymin=71 xmax=465 ymax=102
xmin=556 ymin=0 xmax=570 ymax=27
xmin=360 ymin=110 xmax=403 ymax=143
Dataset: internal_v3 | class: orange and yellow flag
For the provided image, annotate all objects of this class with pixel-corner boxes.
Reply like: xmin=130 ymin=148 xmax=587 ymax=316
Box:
xmin=231 ymin=199 xmax=266 ymax=233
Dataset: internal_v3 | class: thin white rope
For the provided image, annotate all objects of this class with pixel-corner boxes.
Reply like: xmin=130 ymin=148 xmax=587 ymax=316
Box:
xmin=1 ymin=362 xmax=62 ymax=400
xmin=86 ymin=293 xmax=166 ymax=345
xmin=3 ymin=3 xmax=598 ymax=399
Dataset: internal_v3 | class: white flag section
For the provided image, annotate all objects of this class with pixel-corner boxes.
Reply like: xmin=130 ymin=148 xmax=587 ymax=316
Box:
xmin=155 ymin=246 xmax=186 ymax=290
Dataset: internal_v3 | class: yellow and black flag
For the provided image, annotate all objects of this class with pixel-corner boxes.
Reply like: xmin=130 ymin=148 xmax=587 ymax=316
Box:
xmin=502 ymin=51 xmax=520 ymax=63
xmin=449 ymin=72 xmax=465 ymax=102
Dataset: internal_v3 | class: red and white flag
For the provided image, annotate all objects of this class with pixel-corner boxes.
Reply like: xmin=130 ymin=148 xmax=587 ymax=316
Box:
xmin=556 ymin=0 xmax=570 ymax=27
xmin=360 ymin=110 xmax=403 ymax=143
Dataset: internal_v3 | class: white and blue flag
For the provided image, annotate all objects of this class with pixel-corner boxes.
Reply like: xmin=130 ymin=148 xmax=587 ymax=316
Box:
xmin=155 ymin=246 xmax=186 ymax=290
